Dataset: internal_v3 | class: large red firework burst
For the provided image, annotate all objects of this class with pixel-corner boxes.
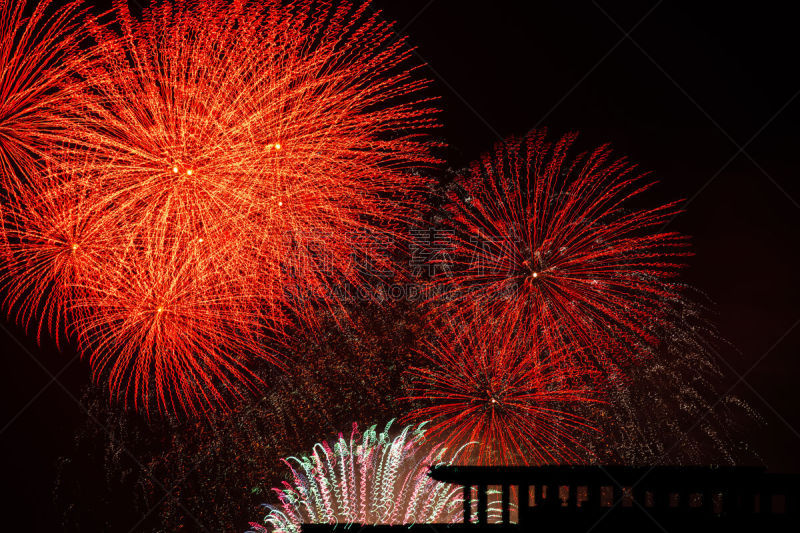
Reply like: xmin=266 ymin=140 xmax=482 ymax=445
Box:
xmin=0 ymin=0 xmax=91 ymax=177
xmin=405 ymin=315 xmax=600 ymax=465
xmin=66 ymin=0 xmax=439 ymax=311
xmin=0 ymin=0 xmax=439 ymax=414
xmin=433 ymin=130 xmax=689 ymax=376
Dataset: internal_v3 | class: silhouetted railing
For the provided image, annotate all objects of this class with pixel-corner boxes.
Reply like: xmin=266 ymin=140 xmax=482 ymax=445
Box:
xmin=430 ymin=465 xmax=800 ymax=530
xmin=303 ymin=465 xmax=800 ymax=532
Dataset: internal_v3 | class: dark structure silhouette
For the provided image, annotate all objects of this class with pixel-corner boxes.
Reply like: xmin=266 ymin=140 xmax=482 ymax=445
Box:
xmin=303 ymin=465 xmax=800 ymax=532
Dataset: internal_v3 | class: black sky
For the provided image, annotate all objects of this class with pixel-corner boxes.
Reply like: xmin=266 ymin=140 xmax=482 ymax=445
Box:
xmin=372 ymin=0 xmax=800 ymax=470
xmin=1 ymin=1 xmax=798 ymax=530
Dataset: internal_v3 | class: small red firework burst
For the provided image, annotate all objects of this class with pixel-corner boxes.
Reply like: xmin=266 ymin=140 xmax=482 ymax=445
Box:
xmin=1 ymin=0 xmax=439 ymax=414
xmin=0 ymin=162 xmax=113 ymax=346
xmin=72 ymin=231 xmax=281 ymax=415
xmin=405 ymin=315 xmax=600 ymax=465
xmin=0 ymin=0 xmax=91 ymax=177
xmin=433 ymin=130 xmax=689 ymax=376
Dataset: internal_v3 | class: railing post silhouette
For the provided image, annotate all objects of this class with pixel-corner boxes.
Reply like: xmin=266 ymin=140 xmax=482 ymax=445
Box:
xmin=543 ymin=483 xmax=558 ymax=508
xmin=702 ymin=488 xmax=715 ymax=514
xmin=552 ymin=483 xmax=559 ymax=508
xmin=631 ymin=485 xmax=644 ymax=511
xmin=612 ymin=484 xmax=622 ymax=510
xmin=788 ymin=491 xmax=799 ymax=515
xmin=501 ymin=484 xmax=510 ymax=524
xmin=585 ymin=482 xmax=599 ymax=512
xmin=565 ymin=483 xmax=576 ymax=509
xmin=477 ymin=483 xmax=487 ymax=525
xmin=678 ymin=489 xmax=689 ymax=512
xmin=518 ymin=483 xmax=529 ymax=525
xmin=654 ymin=486 xmax=670 ymax=511
xmin=728 ymin=486 xmax=745 ymax=516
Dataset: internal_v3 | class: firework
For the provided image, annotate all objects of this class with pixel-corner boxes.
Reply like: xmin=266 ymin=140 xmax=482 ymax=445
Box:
xmin=58 ymin=303 xmax=423 ymax=532
xmin=1 ymin=0 xmax=439 ymax=413
xmin=72 ymin=229 xmax=283 ymax=414
xmin=0 ymin=0 xmax=91 ymax=177
xmin=250 ymin=421 xmax=501 ymax=532
xmin=404 ymin=316 xmax=600 ymax=466
xmin=65 ymin=0 xmax=439 ymax=316
xmin=432 ymin=130 xmax=689 ymax=376
xmin=0 ymin=162 xmax=113 ymax=345
xmin=578 ymin=294 xmax=759 ymax=465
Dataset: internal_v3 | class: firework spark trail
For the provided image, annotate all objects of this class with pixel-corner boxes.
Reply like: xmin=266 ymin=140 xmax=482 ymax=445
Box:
xmin=71 ymin=228 xmax=279 ymax=414
xmin=405 ymin=316 xmax=601 ymax=466
xmin=67 ymin=0 xmax=440 ymax=312
xmin=0 ymin=0 xmax=93 ymax=178
xmin=1 ymin=0 xmax=439 ymax=414
xmin=578 ymin=295 xmax=759 ymax=465
xmin=250 ymin=422 xmax=502 ymax=533
xmin=0 ymin=162 xmax=114 ymax=345
xmin=432 ymin=130 xmax=690 ymax=377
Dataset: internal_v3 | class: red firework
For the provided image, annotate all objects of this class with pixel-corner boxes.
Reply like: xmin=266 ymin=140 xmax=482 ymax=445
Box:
xmin=433 ymin=130 xmax=689 ymax=376
xmin=65 ymin=0 xmax=439 ymax=313
xmin=73 ymin=230 xmax=276 ymax=414
xmin=0 ymin=0 xmax=439 ymax=414
xmin=0 ymin=162 xmax=111 ymax=346
xmin=0 ymin=0 xmax=91 ymax=177
xmin=405 ymin=316 xmax=600 ymax=465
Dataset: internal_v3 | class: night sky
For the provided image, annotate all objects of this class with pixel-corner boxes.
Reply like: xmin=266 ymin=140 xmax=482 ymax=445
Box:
xmin=1 ymin=1 xmax=799 ymax=530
